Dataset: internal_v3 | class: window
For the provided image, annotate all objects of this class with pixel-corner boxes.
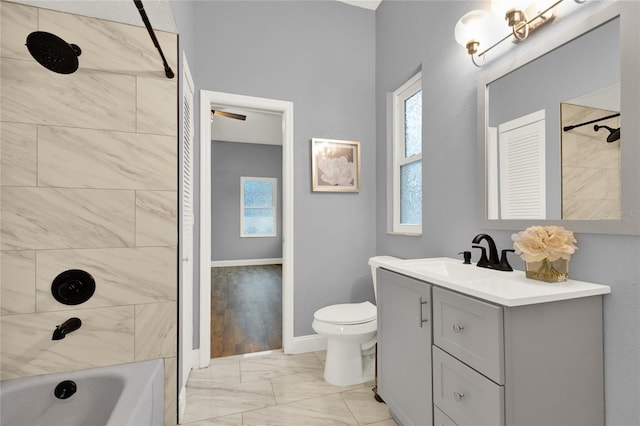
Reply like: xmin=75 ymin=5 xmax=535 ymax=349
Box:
xmin=392 ymin=72 xmax=422 ymax=234
xmin=241 ymin=177 xmax=277 ymax=237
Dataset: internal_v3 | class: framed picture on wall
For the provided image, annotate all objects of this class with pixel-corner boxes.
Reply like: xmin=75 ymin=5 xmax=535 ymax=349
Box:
xmin=311 ymin=138 xmax=361 ymax=192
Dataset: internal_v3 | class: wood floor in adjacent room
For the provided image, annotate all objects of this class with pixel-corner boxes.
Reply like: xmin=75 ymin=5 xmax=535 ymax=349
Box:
xmin=211 ymin=265 xmax=282 ymax=358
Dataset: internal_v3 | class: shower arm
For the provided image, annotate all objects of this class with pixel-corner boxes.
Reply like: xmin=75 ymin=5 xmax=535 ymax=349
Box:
xmin=562 ymin=112 xmax=620 ymax=132
xmin=133 ymin=0 xmax=174 ymax=79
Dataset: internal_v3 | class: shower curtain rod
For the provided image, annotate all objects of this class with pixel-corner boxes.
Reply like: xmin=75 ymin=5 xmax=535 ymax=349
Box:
xmin=562 ymin=112 xmax=620 ymax=132
xmin=134 ymin=0 xmax=174 ymax=79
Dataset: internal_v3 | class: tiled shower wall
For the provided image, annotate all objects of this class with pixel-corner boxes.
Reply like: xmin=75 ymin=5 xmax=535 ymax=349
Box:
xmin=0 ymin=2 xmax=178 ymax=424
xmin=561 ymin=103 xmax=621 ymax=220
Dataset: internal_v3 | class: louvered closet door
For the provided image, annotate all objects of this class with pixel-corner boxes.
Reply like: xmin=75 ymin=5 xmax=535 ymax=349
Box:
xmin=498 ymin=110 xmax=546 ymax=219
xmin=180 ymin=54 xmax=195 ymax=416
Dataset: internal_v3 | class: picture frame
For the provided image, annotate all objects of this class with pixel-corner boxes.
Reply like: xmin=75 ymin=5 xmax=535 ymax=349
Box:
xmin=311 ymin=138 xmax=361 ymax=192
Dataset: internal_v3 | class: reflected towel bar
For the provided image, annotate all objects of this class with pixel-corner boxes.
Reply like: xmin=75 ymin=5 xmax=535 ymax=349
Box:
xmin=562 ymin=112 xmax=620 ymax=132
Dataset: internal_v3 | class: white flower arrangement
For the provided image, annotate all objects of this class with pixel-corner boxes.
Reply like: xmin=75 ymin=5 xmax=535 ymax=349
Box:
xmin=511 ymin=225 xmax=577 ymax=263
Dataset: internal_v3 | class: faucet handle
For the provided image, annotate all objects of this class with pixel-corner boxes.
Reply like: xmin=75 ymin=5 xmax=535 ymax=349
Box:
xmin=499 ymin=249 xmax=515 ymax=271
xmin=472 ymin=245 xmax=489 ymax=267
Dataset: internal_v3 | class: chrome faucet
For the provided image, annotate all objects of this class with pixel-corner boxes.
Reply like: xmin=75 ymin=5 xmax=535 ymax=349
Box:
xmin=471 ymin=233 xmax=514 ymax=271
xmin=52 ymin=317 xmax=82 ymax=340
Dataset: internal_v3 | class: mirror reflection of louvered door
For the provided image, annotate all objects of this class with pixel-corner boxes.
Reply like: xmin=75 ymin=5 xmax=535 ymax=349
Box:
xmin=498 ymin=110 xmax=546 ymax=219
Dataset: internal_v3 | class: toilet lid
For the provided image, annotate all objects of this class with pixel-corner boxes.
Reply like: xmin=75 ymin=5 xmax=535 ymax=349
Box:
xmin=314 ymin=301 xmax=377 ymax=325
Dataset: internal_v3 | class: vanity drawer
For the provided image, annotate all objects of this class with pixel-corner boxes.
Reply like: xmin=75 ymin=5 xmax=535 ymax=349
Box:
xmin=433 ymin=346 xmax=505 ymax=426
xmin=433 ymin=287 xmax=504 ymax=384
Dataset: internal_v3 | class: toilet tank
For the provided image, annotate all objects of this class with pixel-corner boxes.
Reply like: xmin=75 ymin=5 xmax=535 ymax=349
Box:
xmin=368 ymin=256 xmax=401 ymax=302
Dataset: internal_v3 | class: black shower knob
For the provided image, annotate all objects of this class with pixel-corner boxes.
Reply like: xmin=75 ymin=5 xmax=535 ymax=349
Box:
xmin=51 ymin=269 xmax=95 ymax=305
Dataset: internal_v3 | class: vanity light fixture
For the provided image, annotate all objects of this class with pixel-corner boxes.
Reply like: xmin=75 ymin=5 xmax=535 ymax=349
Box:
xmin=454 ymin=10 xmax=495 ymax=66
xmin=455 ymin=0 xmax=585 ymax=67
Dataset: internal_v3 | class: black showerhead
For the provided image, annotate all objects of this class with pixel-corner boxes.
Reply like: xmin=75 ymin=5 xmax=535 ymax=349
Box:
xmin=594 ymin=124 xmax=621 ymax=143
xmin=26 ymin=31 xmax=81 ymax=74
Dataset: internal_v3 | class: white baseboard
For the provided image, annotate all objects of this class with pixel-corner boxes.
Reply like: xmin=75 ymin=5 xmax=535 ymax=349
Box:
xmin=190 ymin=335 xmax=324 ymax=361
xmin=178 ymin=386 xmax=187 ymax=423
xmin=192 ymin=349 xmax=204 ymax=368
xmin=285 ymin=334 xmax=327 ymax=354
xmin=211 ymin=258 xmax=283 ymax=268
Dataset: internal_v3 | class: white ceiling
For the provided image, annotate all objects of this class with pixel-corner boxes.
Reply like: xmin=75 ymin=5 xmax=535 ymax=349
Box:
xmin=565 ymin=83 xmax=620 ymax=112
xmin=337 ymin=0 xmax=382 ymax=11
xmin=211 ymin=106 xmax=283 ymax=146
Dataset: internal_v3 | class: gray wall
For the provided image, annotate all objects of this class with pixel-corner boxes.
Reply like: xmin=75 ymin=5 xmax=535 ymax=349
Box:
xmin=375 ymin=1 xmax=639 ymax=425
xmin=170 ymin=2 xmax=638 ymax=422
xmin=489 ymin=18 xmax=619 ymax=219
xmin=211 ymin=141 xmax=283 ymax=261
xmin=193 ymin=1 xmax=376 ymax=338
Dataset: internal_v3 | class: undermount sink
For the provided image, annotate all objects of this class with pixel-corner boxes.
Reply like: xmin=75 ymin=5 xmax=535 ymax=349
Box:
xmin=397 ymin=257 xmax=498 ymax=281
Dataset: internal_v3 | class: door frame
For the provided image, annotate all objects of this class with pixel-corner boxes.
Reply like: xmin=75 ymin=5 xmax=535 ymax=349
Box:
xmin=198 ymin=90 xmax=294 ymax=367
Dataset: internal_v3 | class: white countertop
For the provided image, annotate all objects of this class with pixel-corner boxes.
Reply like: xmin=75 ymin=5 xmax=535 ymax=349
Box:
xmin=371 ymin=256 xmax=611 ymax=307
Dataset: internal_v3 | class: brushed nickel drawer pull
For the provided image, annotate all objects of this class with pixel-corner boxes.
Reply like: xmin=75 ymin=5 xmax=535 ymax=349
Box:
xmin=419 ymin=297 xmax=429 ymax=328
xmin=453 ymin=323 xmax=465 ymax=333
xmin=453 ymin=391 xmax=465 ymax=401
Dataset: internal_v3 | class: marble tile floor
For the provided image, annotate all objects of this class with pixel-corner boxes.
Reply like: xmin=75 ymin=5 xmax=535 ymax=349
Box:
xmin=182 ymin=350 xmax=397 ymax=426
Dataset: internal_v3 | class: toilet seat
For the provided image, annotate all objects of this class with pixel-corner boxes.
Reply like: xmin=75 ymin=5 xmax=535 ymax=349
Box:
xmin=313 ymin=301 xmax=376 ymax=325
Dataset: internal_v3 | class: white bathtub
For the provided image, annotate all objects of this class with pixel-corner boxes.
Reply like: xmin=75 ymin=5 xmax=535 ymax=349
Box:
xmin=0 ymin=359 xmax=164 ymax=426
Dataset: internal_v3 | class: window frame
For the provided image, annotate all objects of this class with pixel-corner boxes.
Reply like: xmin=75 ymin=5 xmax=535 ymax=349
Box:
xmin=392 ymin=71 xmax=423 ymax=234
xmin=240 ymin=176 xmax=278 ymax=238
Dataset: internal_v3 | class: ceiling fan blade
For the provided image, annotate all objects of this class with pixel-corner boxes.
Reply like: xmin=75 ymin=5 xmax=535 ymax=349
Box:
xmin=211 ymin=110 xmax=247 ymax=121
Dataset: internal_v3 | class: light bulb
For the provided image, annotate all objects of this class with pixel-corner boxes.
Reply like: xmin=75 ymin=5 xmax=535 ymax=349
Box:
xmin=454 ymin=10 xmax=492 ymax=54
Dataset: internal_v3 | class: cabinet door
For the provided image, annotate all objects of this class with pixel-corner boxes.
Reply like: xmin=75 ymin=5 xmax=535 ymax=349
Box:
xmin=377 ymin=268 xmax=432 ymax=425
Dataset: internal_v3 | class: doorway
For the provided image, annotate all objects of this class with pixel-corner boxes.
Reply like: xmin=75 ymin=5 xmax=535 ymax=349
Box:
xmin=198 ymin=91 xmax=294 ymax=368
xmin=209 ymin=131 xmax=283 ymax=357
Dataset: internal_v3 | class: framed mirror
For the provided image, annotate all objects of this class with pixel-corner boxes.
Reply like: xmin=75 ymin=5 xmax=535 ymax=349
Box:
xmin=478 ymin=2 xmax=640 ymax=235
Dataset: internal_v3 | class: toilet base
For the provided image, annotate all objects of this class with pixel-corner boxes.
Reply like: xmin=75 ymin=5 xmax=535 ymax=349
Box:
xmin=323 ymin=335 xmax=374 ymax=386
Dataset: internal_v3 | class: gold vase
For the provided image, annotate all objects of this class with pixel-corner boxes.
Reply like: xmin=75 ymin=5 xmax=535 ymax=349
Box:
xmin=525 ymin=258 xmax=569 ymax=282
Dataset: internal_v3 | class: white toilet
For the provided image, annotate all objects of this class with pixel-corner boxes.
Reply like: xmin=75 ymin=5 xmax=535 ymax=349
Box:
xmin=312 ymin=256 xmax=398 ymax=386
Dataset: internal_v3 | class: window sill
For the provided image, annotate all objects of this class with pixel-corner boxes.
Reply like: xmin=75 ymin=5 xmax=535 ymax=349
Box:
xmin=386 ymin=231 xmax=422 ymax=237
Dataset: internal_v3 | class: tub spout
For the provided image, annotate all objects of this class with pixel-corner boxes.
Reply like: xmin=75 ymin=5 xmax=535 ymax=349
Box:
xmin=52 ymin=317 xmax=82 ymax=340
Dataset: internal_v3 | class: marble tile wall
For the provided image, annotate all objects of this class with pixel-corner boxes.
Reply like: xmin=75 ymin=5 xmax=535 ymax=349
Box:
xmin=0 ymin=2 xmax=178 ymax=425
xmin=561 ymin=103 xmax=621 ymax=220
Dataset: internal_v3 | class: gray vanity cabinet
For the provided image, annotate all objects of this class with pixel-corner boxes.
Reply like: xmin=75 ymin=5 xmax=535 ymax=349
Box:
xmin=377 ymin=268 xmax=432 ymax=425
xmin=378 ymin=268 xmax=605 ymax=426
